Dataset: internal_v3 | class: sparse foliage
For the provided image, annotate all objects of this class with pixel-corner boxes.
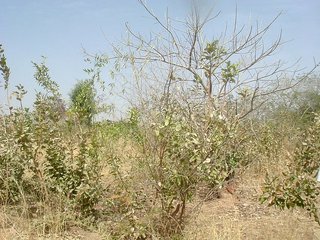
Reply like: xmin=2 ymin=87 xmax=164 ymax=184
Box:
xmin=104 ymin=1 xmax=319 ymax=236
xmin=0 ymin=1 xmax=319 ymax=238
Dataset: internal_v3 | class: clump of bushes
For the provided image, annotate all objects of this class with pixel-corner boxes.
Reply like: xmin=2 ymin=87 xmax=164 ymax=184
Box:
xmin=0 ymin=47 xmax=103 ymax=220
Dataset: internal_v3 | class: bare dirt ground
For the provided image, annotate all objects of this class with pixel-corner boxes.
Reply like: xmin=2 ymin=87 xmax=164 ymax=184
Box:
xmin=184 ymin=175 xmax=320 ymax=240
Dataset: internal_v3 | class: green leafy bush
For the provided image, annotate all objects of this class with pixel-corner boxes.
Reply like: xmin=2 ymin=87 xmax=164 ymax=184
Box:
xmin=0 ymin=52 xmax=103 ymax=219
xmin=261 ymin=113 xmax=320 ymax=223
xmin=136 ymin=100 xmax=249 ymax=236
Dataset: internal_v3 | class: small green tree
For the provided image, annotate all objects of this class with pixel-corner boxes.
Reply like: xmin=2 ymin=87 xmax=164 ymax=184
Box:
xmin=0 ymin=44 xmax=10 ymax=90
xmin=69 ymin=79 xmax=96 ymax=126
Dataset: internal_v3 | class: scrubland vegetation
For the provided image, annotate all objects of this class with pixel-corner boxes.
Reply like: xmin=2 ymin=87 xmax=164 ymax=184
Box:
xmin=1 ymin=2 xmax=320 ymax=239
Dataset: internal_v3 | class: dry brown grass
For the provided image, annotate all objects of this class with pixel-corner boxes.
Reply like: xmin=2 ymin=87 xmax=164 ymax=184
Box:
xmin=183 ymin=155 xmax=320 ymax=240
xmin=1 ymin=136 xmax=319 ymax=239
xmin=0 ymin=207 xmax=110 ymax=240
xmin=184 ymin=189 xmax=320 ymax=240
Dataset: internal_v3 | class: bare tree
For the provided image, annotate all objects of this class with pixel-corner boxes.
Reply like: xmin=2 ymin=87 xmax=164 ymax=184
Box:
xmin=110 ymin=0 xmax=319 ymax=123
xmin=102 ymin=2 xmax=320 ymax=234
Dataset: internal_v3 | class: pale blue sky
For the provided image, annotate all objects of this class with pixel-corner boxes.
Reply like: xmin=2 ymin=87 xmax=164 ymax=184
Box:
xmin=1 ymin=0 xmax=319 ymax=109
